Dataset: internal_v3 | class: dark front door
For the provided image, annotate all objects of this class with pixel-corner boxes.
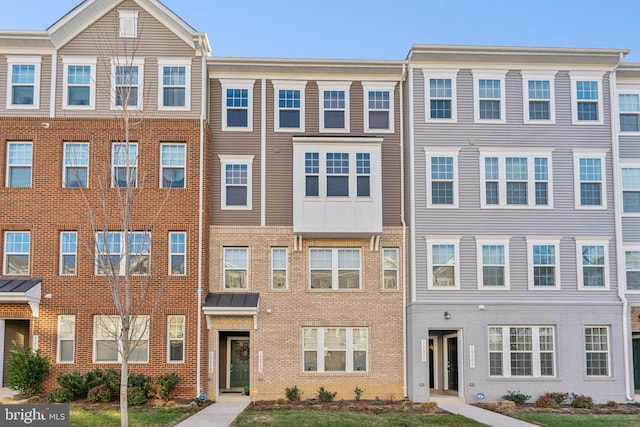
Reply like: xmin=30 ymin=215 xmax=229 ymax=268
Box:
xmin=3 ymin=320 xmax=29 ymax=386
xmin=429 ymin=338 xmax=435 ymax=389
xmin=229 ymin=339 xmax=250 ymax=388
xmin=446 ymin=335 xmax=458 ymax=391
xmin=633 ymin=338 xmax=640 ymax=390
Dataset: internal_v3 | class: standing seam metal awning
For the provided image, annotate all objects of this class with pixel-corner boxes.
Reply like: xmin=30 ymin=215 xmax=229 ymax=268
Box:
xmin=202 ymin=292 xmax=259 ymax=316
xmin=0 ymin=278 xmax=42 ymax=317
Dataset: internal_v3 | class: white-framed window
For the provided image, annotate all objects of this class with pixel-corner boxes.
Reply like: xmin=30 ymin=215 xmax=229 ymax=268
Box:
xmin=167 ymin=315 xmax=185 ymax=363
xmin=473 ymin=71 xmax=506 ymax=123
xmin=570 ymin=72 xmax=604 ymax=124
xmin=585 ymin=326 xmax=609 ymax=376
xmin=622 ymin=165 xmax=640 ymax=214
xmin=304 ymin=152 xmax=319 ymax=196
xmin=224 ymin=247 xmax=248 ymax=289
xmin=318 ymin=81 xmax=351 ymax=132
xmin=94 ymin=315 xmax=149 ymax=363
xmin=160 ymin=143 xmax=186 ymax=188
xmin=60 ymin=231 xmax=77 ymax=275
xmin=62 ymin=57 xmax=96 ymax=109
xmin=363 ymin=82 xmax=395 ymax=132
xmin=6 ymin=56 xmax=41 ymax=109
xmin=522 ymin=72 xmax=556 ymax=123
xmin=118 ymin=10 xmax=138 ymax=38
xmin=526 ymin=238 xmax=561 ymax=289
xmin=220 ymin=79 xmax=254 ymax=131
xmin=95 ymin=231 xmax=150 ymax=276
xmin=424 ymin=70 xmax=458 ymax=122
xmin=6 ymin=142 xmax=32 ymax=188
xmin=382 ymin=248 xmax=399 ymax=290
xmin=476 ymin=237 xmax=510 ymax=289
xmin=271 ymin=248 xmax=288 ymax=289
xmin=303 ymin=327 xmax=367 ymax=372
xmin=158 ymin=59 xmax=191 ymax=110
xmin=425 ymin=237 xmax=460 ymax=290
xmin=111 ymin=58 xmax=143 ymax=110
xmin=273 ymin=80 xmax=305 ymax=132
xmin=573 ymin=150 xmax=607 ymax=209
xmin=309 ymin=248 xmax=361 ymax=290
xmin=488 ymin=326 xmax=555 ymax=377
xmin=219 ymin=155 xmax=253 ymax=210
xmin=425 ymin=148 xmax=460 ymax=208
xmin=169 ymin=232 xmax=186 ymax=275
xmin=302 ymin=150 xmax=377 ymax=198
xmin=4 ymin=231 xmax=30 ymax=275
xmin=625 ymin=246 xmax=640 ymax=291
xmin=63 ymin=142 xmax=89 ymax=188
xmin=619 ymin=92 xmax=640 ymax=132
xmin=480 ymin=149 xmax=553 ymax=208
xmin=112 ymin=143 xmax=138 ymax=188
xmin=576 ymin=239 xmax=609 ymax=290
xmin=57 ymin=315 xmax=75 ymax=363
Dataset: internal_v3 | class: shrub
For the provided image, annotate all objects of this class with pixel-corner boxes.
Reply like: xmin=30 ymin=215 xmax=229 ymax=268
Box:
xmin=354 ymin=386 xmax=364 ymax=401
xmin=127 ymin=386 xmax=148 ymax=406
xmin=548 ymin=392 xmax=570 ymax=405
xmin=536 ymin=393 xmax=559 ymax=409
xmin=102 ymin=368 xmax=121 ymax=396
xmin=285 ymin=385 xmax=301 ymax=402
xmin=57 ymin=371 xmax=88 ymax=399
xmin=87 ymin=384 xmax=113 ymax=403
xmin=607 ymin=400 xmax=618 ymax=407
xmin=571 ymin=394 xmax=594 ymax=409
xmin=317 ymin=386 xmax=337 ymax=402
xmin=84 ymin=368 xmax=105 ymax=391
xmin=7 ymin=344 xmax=50 ymax=395
xmin=47 ymin=388 xmax=74 ymax=403
xmin=156 ymin=372 xmax=181 ymax=400
xmin=128 ymin=373 xmax=152 ymax=397
xmin=502 ymin=390 xmax=531 ymax=405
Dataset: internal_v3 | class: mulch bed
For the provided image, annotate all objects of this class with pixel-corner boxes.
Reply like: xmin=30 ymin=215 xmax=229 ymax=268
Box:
xmin=244 ymin=399 xmax=447 ymax=414
xmin=475 ymin=402 xmax=640 ymax=415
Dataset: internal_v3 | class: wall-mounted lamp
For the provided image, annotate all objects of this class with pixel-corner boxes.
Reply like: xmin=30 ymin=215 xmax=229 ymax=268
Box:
xmin=444 ymin=311 xmax=451 ymax=320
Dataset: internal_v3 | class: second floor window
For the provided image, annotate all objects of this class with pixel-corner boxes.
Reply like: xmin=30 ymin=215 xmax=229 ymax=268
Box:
xmin=318 ymin=82 xmax=351 ymax=132
xmin=527 ymin=240 xmax=560 ymax=289
xmin=160 ymin=144 xmax=186 ymax=188
xmin=112 ymin=143 xmax=138 ymax=188
xmin=224 ymin=248 xmax=248 ymax=289
xmin=522 ymin=73 xmax=555 ymax=123
xmin=63 ymin=143 xmax=89 ymax=188
xmin=7 ymin=57 xmax=40 ymax=108
xmin=169 ymin=232 xmax=186 ymax=275
xmin=63 ymin=58 xmax=96 ymax=108
xmin=571 ymin=73 xmax=603 ymax=124
xmin=477 ymin=239 xmax=510 ymax=288
xmin=574 ymin=153 xmax=606 ymax=209
xmin=310 ymin=248 xmax=361 ymax=290
xmin=60 ymin=231 xmax=77 ymax=275
xmin=620 ymin=93 xmax=640 ymax=132
xmin=474 ymin=72 xmax=506 ymax=122
xmin=625 ymin=249 xmax=640 ymax=290
xmin=159 ymin=60 xmax=190 ymax=109
xmin=113 ymin=63 xmax=142 ymax=109
xmin=382 ymin=248 xmax=399 ymax=290
xmin=96 ymin=231 xmax=150 ymax=276
xmin=4 ymin=231 xmax=30 ymax=275
xmin=428 ymin=242 xmax=458 ymax=289
xmin=7 ymin=142 xmax=32 ymax=188
xmin=576 ymin=240 xmax=608 ymax=289
xmin=363 ymin=82 xmax=394 ymax=131
xmin=271 ymin=248 xmax=287 ymax=289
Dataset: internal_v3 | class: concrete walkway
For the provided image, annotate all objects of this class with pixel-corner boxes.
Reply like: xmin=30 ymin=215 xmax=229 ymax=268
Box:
xmin=174 ymin=395 xmax=249 ymax=427
xmin=439 ymin=402 xmax=538 ymax=427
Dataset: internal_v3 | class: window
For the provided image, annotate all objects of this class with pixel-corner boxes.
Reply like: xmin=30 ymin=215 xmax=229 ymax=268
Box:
xmin=167 ymin=315 xmax=185 ymax=363
xmin=425 ymin=148 xmax=460 ymax=207
xmin=304 ymin=152 xmax=319 ymax=197
xmin=476 ymin=238 xmax=510 ymax=289
xmin=424 ymin=71 xmax=457 ymax=122
xmin=62 ymin=57 xmax=96 ymax=109
xmin=522 ymin=72 xmax=555 ymax=123
xmin=7 ymin=142 xmax=32 ymax=188
xmin=96 ymin=232 xmax=150 ymax=275
xmin=160 ymin=144 xmax=186 ymax=188
xmin=112 ymin=143 xmax=138 ymax=188
xmin=271 ymin=248 xmax=288 ymax=289
xmin=60 ymin=231 xmax=77 ymax=275
xmin=473 ymin=71 xmax=506 ymax=122
xmin=158 ymin=59 xmax=191 ymax=110
xmin=426 ymin=237 xmax=459 ymax=289
xmin=571 ymin=73 xmax=603 ymax=124
xmin=310 ymin=248 xmax=361 ymax=290
xmin=585 ymin=326 xmax=609 ymax=376
xmin=303 ymin=327 xmax=367 ymax=372
xmin=625 ymin=248 xmax=640 ymax=290
xmin=576 ymin=239 xmax=609 ymax=290
xmin=273 ymin=81 xmax=305 ymax=131
xmin=527 ymin=238 xmax=560 ymax=289
xmin=4 ymin=231 xmax=30 ymax=275
xmin=220 ymin=79 xmax=254 ymax=131
xmin=318 ymin=81 xmax=351 ymax=132
xmin=356 ymin=153 xmax=370 ymax=197
xmin=326 ymin=153 xmax=349 ymax=196
xmin=363 ymin=82 xmax=394 ymax=132
xmin=620 ymin=93 xmax=640 ymax=132
xmin=57 ymin=315 xmax=75 ymax=363
xmin=301 ymin=150 xmax=377 ymax=198
xmin=480 ymin=150 xmax=553 ymax=208
xmin=169 ymin=232 xmax=186 ymax=275
xmin=224 ymin=248 xmax=248 ymax=289
xmin=488 ymin=326 xmax=555 ymax=377
xmin=382 ymin=248 xmax=399 ymax=290
xmin=111 ymin=59 xmax=143 ymax=109
xmin=573 ymin=151 xmax=607 ymax=208
xmin=219 ymin=155 xmax=253 ymax=209
xmin=118 ymin=10 xmax=138 ymax=38
xmin=63 ymin=143 xmax=89 ymax=188
xmin=622 ymin=167 xmax=640 ymax=213
xmin=94 ymin=315 xmax=149 ymax=363
xmin=6 ymin=57 xmax=41 ymax=108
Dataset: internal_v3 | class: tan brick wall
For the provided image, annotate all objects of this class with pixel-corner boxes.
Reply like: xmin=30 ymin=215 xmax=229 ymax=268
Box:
xmin=632 ymin=306 xmax=640 ymax=332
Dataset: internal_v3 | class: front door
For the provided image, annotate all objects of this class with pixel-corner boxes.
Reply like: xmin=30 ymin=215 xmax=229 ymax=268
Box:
xmin=633 ymin=337 xmax=640 ymax=390
xmin=2 ymin=320 xmax=29 ymax=387
xmin=228 ymin=338 xmax=250 ymax=389
xmin=444 ymin=334 xmax=458 ymax=391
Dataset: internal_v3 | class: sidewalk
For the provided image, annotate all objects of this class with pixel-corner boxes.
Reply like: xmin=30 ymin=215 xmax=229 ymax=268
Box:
xmin=439 ymin=402 xmax=538 ymax=427
xmin=175 ymin=395 xmax=249 ymax=427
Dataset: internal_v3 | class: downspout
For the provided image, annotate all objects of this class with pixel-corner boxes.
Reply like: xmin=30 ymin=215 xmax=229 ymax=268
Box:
xmin=399 ymin=63 xmax=408 ymax=398
xmin=408 ymin=64 xmax=417 ymax=305
xmin=50 ymin=52 xmax=57 ymax=118
xmin=261 ymin=79 xmax=266 ymax=226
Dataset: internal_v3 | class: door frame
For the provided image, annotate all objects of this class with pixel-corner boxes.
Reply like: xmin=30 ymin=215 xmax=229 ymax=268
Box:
xmin=428 ymin=336 xmax=438 ymax=389
xmin=442 ymin=330 xmax=463 ymax=397
xmin=226 ymin=336 xmax=250 ymax=390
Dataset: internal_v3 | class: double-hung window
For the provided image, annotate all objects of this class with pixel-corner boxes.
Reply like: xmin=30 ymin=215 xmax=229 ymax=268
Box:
xmin=158 ymin=59 xmax=191 ymax=110
xmin=219 ymin=155 xmax=253 ymax=209
xmin=169 ymin=232 xmax=186 ymax=275
xmin=476 ymin=238 xmax=510 ymax=289
xmin=223 ymin=247 xmax=248 ymax=289
xmin=318 ymin=81 xmax=351 ymax=132
xmin=167 ymin=315 xmax=185 ymax=363
xmin=625 ymin=247 xmax=640 ymax=290
xmin=96 ymin=231 xmax=150 ymax=275
xmin=63 ymin=57 xmax=96 ymax=109
xmin=363 ymin=82 xmax=395 ymax=132
xmin=309 ymin=248 xmax=361 ymax=290
xmin=425 ymin=148 xmax=460 ymax=207
xmin=585 ymin=326 xmax=609 ymax=376
xmin=273 ymin=81 xmax=305 ymax=131
xmin=6 ymin=57 xmax=40 ymax=108
xmin=382 ymin=248 xmax=399 ymax=290
xmin=326 ymin=153 xmax=349 ymax=196
xmin=4 ymin=231 xmax=30 ymax=275
xmin=271 ymin=248 xmax=288 ymax=289
xmin=522 ymin=72 xmax=555 ymax=123
xmin=474 ymin=71 xmax=506 ymax=122
xmin=7 ymin=142 xmax=32 ymax=188
xmin=573 ymin=151 xmax=607 ymax=209
xmin=60 ymin=231 xmax=77 ymax=275
xmin=571 ymin=73 xmax=603 ymax=124
xmin=620 ymin=93 xmax=640 ymax=132
xmin=426 ymin=237 xmax=460 ymax=289
xmin=425 ymin=70 xmax=457 ymax=122
xmin=94 ymin=315 xmax=149 ymax=363
xmin=304 ymin=152 xmax=319 ymax=197
xmin=576 ymin=239 xmax=609 ymax=290
xmin=112 ymin=143 xmax=138 ymax=188
xmin=111 ymin=59 xmax=143 ymax=109
xmin=160 ymin=143 xmax=186 ymax=188
xmin=303 ymin=327 xmax=367 ymax=372
xmin=57 ymin=315 xmax=75 ymax=363
xmin=527 ymin=238 xmax=561 ymax=289
xmin=622 ymin=166 xmax=640 ymax=213
xmin=220 ymin=79 xmax=254 ymax=131
xmin=63 ymin=143 xmax=89 ymax=188
xmin=488 ymin=326 xmax=555 ymax=377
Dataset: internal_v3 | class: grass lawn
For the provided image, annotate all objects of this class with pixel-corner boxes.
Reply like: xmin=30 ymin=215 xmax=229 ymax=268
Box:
xmin=70 ymin=406 xmax=195 ymax=427
xmin=513 ymin=413 xmax=640 ymax=427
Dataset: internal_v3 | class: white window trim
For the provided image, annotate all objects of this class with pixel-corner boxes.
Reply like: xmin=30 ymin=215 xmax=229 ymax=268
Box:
xmin=118 ymin=10 xmax=138 ymax=38
xmin=521 ymin=71 xmax=556 ymax=124
xmin=95 ymin=231 xmax=150 ymax=276
xmin=4 ymin=231 xmax=30 ymax=276
xmin=575 ymin=238 xmax=610 ymax=291
xmin=223 ymin=247 xmax=249 ymax=290
xmin=160 ymin=143 xmax=186 ymax=189
xmin=584 ymin=326 xmax=610 ymax=377
xmin=526 ymin=237 xmax=562 ymax=290
xmin=60 ymin=231 xmax=77 ymax=276
xmin=425 ymin=236 xmax=461 ymax=290
xmin=309 ymin=248 xmax=362 ymax=290
xmin=624 ymin=245 xmax=640 ymax=293
xmin=302 ymin=327 xmax=368 ymax=373
xmin=110 ymin=57 xmax=144 ymax=110
xmin=362 ymin=81 xmax=395 ymax=133
xmin=424 ymin=69 xmax=458 ymax=123
xmin=220 ymin=79 xmax=254 ymax=131
xmin=273 ymin=80 xmax=306 ymax=132
xmin=158 ymin=58 xmax=191 ymax=111
xmin=167 ymin=315 xmax=185 ymax=363
xmin=6 ymin=56 xmax=41 ymax=109
xmin=168 ymin=231 xmax=186 ymax=276
xmin=620 ymin=161 xmax=640 ymax=216
xmin=57 ymin=315 xmax=75 ymax=364
xmin=488 ymin=325 xmax=556 ymax=378
xmin=476 ymin=237 xmax=511 ymax=290
xmin=424 ymin=147 xmax=460 ymax=208
xmin=382 ymin=248 xmax=399 ymax=290
xmin=271 ymin=247 xmax=288 ymax=290
xmin=111 ymin=142 xmax=138 ymax=189
xmin=62 ymin=142 xmax=89 ymax=188
xmin=473 ymin=70 xmax=507 ymax=123
xmin=93 ymin=315 xmax=149 ymax=363
xmin=570 ymin=72 xmax=604 ymax=125
xmin=318 ymin=81 xmax=351 ymax=133
xmin=573 ymin=149 xmax=608 ymax=210
xmin=479 ymin=148 xmax=554 ymax=209
xmin=62 ymin=56 xmax=97 ymax=110
xmin=618 ymin=89 xmax=640 ymax=134
xmin=219 ymin=155 xmax=254 ymax=210
xmin=6 ymin=141 xmax=33 ymax=188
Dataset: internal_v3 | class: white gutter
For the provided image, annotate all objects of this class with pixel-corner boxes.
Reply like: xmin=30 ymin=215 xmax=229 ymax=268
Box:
xmin=408 ymin=65 xmax=417 ymax=304
xmin=49 ymin=52 xmax=57 ymax=118
xmin=399 ymin=63 xmax=408 ymax=398
xmin=261 ymin=78 xmax=267 ymax=226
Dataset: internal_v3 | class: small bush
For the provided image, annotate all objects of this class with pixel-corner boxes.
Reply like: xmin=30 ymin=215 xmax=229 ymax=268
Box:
xmin=57 ymin=371 xmax=88 ymax=399
xmin=536 ymin=393 xmax=559 ymax=409
xmin=156 ymin=372 xmax=181 ymax=400
xmin=502 ymin=390 xmax=531 ymax=405
xmin=102 ymin=368 xmax=121 ymax=396
xmin=127 ymin=386 xmax=148 ymax=406
xmin=571 ymin=394 xmax=594 ymax=409
xmin=47 ymin=388 xmax=74 ymax=403
xmin=7 ymin=344 xmax=50 ymax=395
xmin=87 ymin=384 xmax=113 ymax=403
xmin=84 ymin=368 xmax=105 ymax=391
xmin=285 ymin=385 xmax=301 ymax=402
xmin=354 ymin=386 xmax=364 ymax=401
xmin=317 ymin=386 xmax=337 ymax=402
xmin=607 ymin=400 xmax=618 ymax=407
xmin=128 ymin=373 xmax=152 ymax=396
xmin=548 ymin=391 xmax=570 ymax=405
xmin=275 ymin=397 xmax=286 ymax=405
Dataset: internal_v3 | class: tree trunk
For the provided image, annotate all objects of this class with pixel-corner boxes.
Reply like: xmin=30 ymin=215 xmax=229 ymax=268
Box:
xmin=120 ymin=353 xmax=129 ymax=427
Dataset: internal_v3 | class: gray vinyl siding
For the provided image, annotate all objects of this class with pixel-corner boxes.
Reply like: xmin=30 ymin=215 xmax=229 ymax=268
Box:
xmin=619 ymin=135 xmax=640 ymax=158
xmin=620 ymin=136 xmax=640 ymax=244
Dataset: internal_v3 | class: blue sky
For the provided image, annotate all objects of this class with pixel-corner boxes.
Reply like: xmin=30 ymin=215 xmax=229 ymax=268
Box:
xmin=1 ymin=0 xmax=639 ymax=62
